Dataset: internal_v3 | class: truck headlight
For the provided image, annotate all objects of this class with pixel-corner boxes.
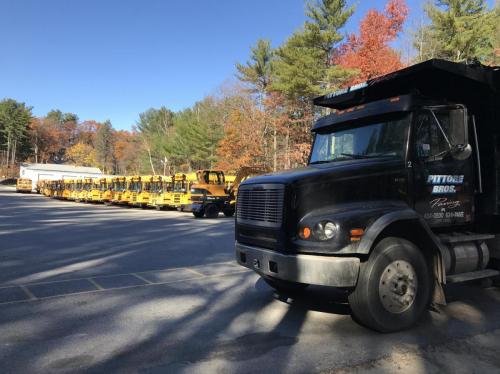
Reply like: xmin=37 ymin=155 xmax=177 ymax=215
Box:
xmin=313 ymin=221 xmax=338 ymax=241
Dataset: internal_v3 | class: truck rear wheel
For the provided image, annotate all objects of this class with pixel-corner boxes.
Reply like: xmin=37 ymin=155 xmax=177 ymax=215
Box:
xmin=204 ymin=204 xmax=219 ymax=218
xmin=193 ymin=210 xmax=204 ymax=218
xmin=262 ymin=275 xmax=308 ymax=295
xmin=348 ymin=237 xmax=431 ymax=333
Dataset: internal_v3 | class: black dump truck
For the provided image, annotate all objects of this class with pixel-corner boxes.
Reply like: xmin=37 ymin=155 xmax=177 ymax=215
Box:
xmin=235 ymin=59 xmax=500 ymax=332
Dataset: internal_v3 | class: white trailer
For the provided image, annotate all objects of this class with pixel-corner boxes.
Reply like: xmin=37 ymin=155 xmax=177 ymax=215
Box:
xmin=19 ymin=163 xmax=102 ymax=191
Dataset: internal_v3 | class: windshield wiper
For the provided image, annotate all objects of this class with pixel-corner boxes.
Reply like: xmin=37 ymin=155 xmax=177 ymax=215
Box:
xmin=310 ymin=160 xmax=335 ymax=164
xmin=340 ymin=153 xmax=373 ymax=159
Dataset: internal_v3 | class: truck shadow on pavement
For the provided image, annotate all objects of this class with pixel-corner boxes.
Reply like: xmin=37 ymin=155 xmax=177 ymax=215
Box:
xmin=2 ymin=189 xmax=500 ymax=373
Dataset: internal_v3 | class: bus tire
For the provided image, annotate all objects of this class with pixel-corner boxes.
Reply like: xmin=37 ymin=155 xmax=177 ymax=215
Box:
xmin=348 ymin=237 xmax=431 ymax=333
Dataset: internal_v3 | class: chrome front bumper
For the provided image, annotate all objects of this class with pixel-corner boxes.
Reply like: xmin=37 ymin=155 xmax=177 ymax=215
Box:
xmin=235 ymin=242 xmax=360 ymax=287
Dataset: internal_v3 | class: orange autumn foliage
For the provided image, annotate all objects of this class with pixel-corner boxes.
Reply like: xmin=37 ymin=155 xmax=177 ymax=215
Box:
xmin=216 ymin=101 xmax=266 ymax=171
xmin=336 ymin=0 xmax=409 ymax=84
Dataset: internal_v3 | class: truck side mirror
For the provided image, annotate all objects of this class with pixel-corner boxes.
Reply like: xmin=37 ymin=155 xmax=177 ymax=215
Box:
xmin=451 ymin=143 xmax=472 ymax=160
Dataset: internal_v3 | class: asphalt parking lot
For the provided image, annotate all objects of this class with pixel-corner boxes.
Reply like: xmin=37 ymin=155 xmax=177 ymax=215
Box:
xmin=1 ymin=185 xmax=500 ymax=373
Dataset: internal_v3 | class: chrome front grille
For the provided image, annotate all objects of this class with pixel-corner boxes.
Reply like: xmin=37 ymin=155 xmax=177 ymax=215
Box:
xmin=237 ymin=184 xmax=285 ymax=228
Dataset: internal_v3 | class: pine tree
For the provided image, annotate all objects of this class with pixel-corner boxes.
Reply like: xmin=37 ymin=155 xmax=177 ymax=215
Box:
xmin=0 ymin=99 xmax=32 ymax=170
xmin=415 ymin=0 xmax=498 ymax=62
xmin=272 ymin=0 xmax=356 ymax=101
xmin=94 ymin=120 xmax=114 ymax=173
xmin=236 ymin=39 xmax=274 ymax=99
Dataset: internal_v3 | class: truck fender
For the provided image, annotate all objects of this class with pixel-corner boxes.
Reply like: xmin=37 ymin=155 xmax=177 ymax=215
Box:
xmin=357 ymin=209 xmax=446 ymax=285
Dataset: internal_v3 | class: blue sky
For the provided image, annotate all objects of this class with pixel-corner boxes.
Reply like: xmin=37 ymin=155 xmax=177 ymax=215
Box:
xmin=0 ymin=0 xmax=492 ymax=130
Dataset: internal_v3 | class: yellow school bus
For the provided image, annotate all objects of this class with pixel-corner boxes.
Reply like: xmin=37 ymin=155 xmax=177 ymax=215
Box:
xmin=125 ymin=175 xmax=141 ymax=206
xmin=171 ymin=172 xmax=198 ymax=211
xmin=90 ymin=178 xmax=104 ymax=203
xmin=111 ymin=176 xmax=127 ymax=204
xmin=51 ymin=179 xmax=64 ymax=199
xmin=40 ymin=180 xmax=51 ymax=196
xmin=71 ymin=179 xmax=82 ymax=201
xmin=16 ymin=178 xmax=32 ymax=193
xmin=148 ymin=175 xmax=173 ymax=210
xmin=119 ymin=176 xmax=137 ymax=205
xmin=62 ymin=179 xmax=74 ymax=200
xmin=77 ymin=178 xmax=93 ymax=202
xmin=129 ymin=175 xmax=152 ymax=208
xmin=101 ymin=177 xmax=114 ymax=204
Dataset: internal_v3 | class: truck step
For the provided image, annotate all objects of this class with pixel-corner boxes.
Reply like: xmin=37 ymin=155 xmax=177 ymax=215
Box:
xmin=446 ymin=269 xmax=500 ymax=284
xmin=439 ymin=233 xmax=495 ymax=244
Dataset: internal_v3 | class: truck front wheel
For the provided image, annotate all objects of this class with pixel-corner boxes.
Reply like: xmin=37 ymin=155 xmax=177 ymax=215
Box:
xmin=193 ymin=210 xmax=204 ymax=218
xmin=348 ymin=237 xmax=431 ymax=333
xmin=204 ymin=204 xmax=219 ymax=218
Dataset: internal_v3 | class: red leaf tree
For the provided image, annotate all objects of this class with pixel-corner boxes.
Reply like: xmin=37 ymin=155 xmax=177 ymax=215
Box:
xmin=336 ymin=0 xmax=409 ymax=84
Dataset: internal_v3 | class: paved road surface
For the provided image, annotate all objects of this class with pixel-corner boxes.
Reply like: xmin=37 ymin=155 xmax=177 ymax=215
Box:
xmin=1 ymin=186 xmax=500 ymax=373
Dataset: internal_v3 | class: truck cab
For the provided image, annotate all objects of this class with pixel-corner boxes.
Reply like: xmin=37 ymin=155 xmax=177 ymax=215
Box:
xmin=235 ymin=59 xmax=500 ymax=332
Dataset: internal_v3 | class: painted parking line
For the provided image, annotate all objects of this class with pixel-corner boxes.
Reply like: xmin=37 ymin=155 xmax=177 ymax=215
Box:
xmin=0 ymin=287 xmax=31 ymax=303
xmin=28 ymin=279 xmax=98 ymax=298
xmin=139 ymin=268 xmax=202 ymax=284
xmin=93 ymin=274 xmax=148 ymax=289
xmin=0 ymin=262 xmax=251 ymax=306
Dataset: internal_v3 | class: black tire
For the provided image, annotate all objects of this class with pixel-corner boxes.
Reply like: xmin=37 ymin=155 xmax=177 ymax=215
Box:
xmin=204 ymin=204 xmax=219 ymax=218
xmin=223 ymin=207 xmax=235 ymax=217
xmin=262 ymin=275 xmax=309 ymax=295
xmin=193 ymin=210 xmax=204 ymax=218
xmin=348 ymin=237 xmax=432 ymax=333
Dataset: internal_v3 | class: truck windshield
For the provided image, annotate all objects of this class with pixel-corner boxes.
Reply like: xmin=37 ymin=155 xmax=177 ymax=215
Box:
xmin=309 ymin=114 xmax=410 ymax=164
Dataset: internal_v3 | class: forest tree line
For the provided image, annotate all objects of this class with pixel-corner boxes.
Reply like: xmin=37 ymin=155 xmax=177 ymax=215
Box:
xmin=1 ymin=0 xmax=498 ymax=177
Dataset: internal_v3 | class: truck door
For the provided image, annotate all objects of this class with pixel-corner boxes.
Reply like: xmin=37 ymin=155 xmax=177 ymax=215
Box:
xmin=412 ymin=106 xmax=474 ymax=227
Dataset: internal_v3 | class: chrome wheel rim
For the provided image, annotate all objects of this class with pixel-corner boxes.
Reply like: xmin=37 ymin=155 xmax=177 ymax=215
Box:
xmin=379 ymin=260 xmax=417 ymax=314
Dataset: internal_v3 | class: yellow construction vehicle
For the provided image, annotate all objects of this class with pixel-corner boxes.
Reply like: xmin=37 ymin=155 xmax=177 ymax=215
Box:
xmin=189 ymin=170 xmax=231 ymax=218
xmin=149 ymin=175 xmax=173 ymax=210
xmin=224 ymin=174 xmax=236 ymax=191
xmin=16 ymin=178 xmax=32 ymax=193
xmin=191 ymin=167 xmax=270 ymax=218
xmin=111 ymin=176 xmax=127 ymax=204
xmin=129 ymin=175 xmax=152 ymax=208
xmin=226 ymin=166 xmax=270 ymax=216
xmin=171 ymin=172 xmax=198 ymax=211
